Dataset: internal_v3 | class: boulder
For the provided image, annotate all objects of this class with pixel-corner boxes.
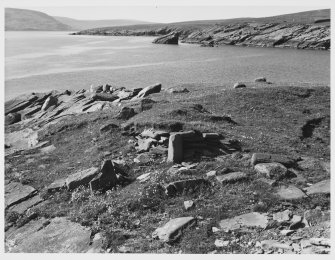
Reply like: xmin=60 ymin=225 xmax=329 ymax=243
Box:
xmin=276 ymin=185 xmax=307 ymax=200
xmin=5 ymin=113 xmax=21 ymax=125
xmin=254 ymin=162 xmax=287 ymax=180
xmin=152 ymin=33 xmax=179 ymax=45
xmin=167 ymin=133 xmax=183 ymax=163
xmin=251 ymin=153 xmax=296 ymax=167
xmin=66 ymin=167 xmax=100 ymax=190
xmin=5 ymin=182 xmax=36 ymax=208
xmin=165 ymin=178 xmax=208 ymax=196
xmin=136 ymin=83 xmax=162 ymax=98
xmin=216 ymin=172 xmax=248 ymax=184
xmin=89 ymin=160 xmax=118 ymax=192
xmin=255 ymin=77 xmax=267 ymax=82
xmin=233 ymin=82 xmax=246 ymax=89
xmin=152 ymin=217 xmax=196 ymax=242
xmin=9 ymin=217 xmax=91 ymax=253
xmin=116 ymin=107 xmax=136 ymax=120
xmin=305 ymin=179 xmax=330 ymax=196
xmin=219 ymin=212 xmax=269 ymax=231
xmin=41 ymin=96 xmax=58 ymax=111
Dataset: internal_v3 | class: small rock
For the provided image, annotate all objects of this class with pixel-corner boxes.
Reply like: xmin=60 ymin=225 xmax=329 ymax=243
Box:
xmin=206 ymin=170 xmax=217 ymax=178
xmin=216 ymin=172 xmax=248 ymax=184
xmin=66 ymin=167 xmax=99 ymax=190
xmin=273 ymin=210 xmax=292 ymax=223
xmin=184 ymin=200 xmax=194 ymax=210
xmin=39 ymin=145 xmax=56 ymax=154
xmin=212 ymin=227 xmax=220 ymax=233
xmin=137 ymin=172 xmax=151 ymax=182
xmin=116 ymin=107 xmax=136 ymax=120
xmin=254 ymin=162 xmax=287 ymax=180
xmin=233 ymin=82 xmax=246 ymax=89
xmin=165 ymin=178 xmax=208 ymax=196
xmin=215 ymin=239 xmax=230 ymax=247
xmin=276 ymin=185 xmax=307 ymax=200
xmin=134 ymin=153 xmax=151 ymax=164
xmin=291 ymin=243 xmax=300 ymax=252
xmin=152 ymin=217 xmax=196 ymax=242
xmin=280 ymin=230 xmax=295 ymax=236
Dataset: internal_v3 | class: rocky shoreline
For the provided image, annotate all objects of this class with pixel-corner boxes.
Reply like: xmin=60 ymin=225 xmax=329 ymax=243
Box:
xmin=72 ymin=22 xmax=330 ymax=50
xmin=5 ymin=80 xmax=330 ymax=253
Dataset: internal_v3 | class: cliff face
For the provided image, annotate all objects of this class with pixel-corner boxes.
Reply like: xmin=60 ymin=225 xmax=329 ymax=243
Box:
xmin=73 ymin=22 xmax=330 ymax=50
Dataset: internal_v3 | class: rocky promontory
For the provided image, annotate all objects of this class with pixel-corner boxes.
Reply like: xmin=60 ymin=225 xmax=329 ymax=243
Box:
xmin=5 ymin=80 xmax=330 ymax=253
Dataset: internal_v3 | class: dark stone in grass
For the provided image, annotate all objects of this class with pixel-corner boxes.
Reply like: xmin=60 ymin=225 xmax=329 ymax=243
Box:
xmin=89 ymin=160 xmax=118 ymax=192
xmin=255 ymin=77 xmax=267 ymax=82
xmin=99 ymin=122 xmax=119 ymax=133
xmin=233 ymin=82 xmax=246 ymax=89
xmin=116 ymin=107 xmax=136 ymax=120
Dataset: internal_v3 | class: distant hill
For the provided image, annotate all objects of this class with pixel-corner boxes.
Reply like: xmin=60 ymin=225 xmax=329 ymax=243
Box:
xmin=54 ymin=16 xmax=152 ymax=30
xmin=5 ymin=8 xmax=72 ymax=31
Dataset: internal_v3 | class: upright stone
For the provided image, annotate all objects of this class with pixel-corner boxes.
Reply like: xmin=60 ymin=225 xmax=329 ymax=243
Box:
xmin=167 ymin=133 xmax=183 ymax=163
xmin=89 ymin=160 xmax=118 ymax=192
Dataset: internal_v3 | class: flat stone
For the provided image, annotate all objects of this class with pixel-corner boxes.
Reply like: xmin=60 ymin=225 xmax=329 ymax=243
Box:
xmin=251 ymin=153 xmax=296 ymax=167
xmin=260 ymin=240 xmax=293 ymax=251
xmin=39 ymin=145 xmax=56 ymax=154
xmin=219 ymin=212 xmax=269 ymax=231
xmin=305 ymin=179 xmax=330 ymax=195
xmin=216 ymin=172 xmax=248 ymax=184
xmin=276 ymin=185 xmax=307 ymax=200
xmin=9 ymin=217 xmax=91 ymax=253
xmin=5 ymin=182 xmax=36 ymax=208
xmin=46 ymin=178 xmax=66 ymax=192
xmin=66 ymin=167 xmax=99 ymax=190
xmin=8 ymin=194 xmax=43 ymax=215
xmin=152 ymin=217 xmax=196 ymax=242
xmin=254 ymin=162 xmax=287 ymax=180
xmin=309 ymin=237 xmax=331 ymax=247
xmin=273 ymin=210 xmax=292 ymax=223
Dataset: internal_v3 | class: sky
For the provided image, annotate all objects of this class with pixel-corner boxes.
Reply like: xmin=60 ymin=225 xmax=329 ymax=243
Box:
xmin=4 ymin=0 xmax=330 ymax=23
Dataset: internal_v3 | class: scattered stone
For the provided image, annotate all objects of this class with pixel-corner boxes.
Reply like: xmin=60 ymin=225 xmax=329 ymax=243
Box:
xmin=273 ymin=210 xmax=292 ymax=223
xmin=9 ymin=217 xmax=91 ymax=253
xmin=309 ymin=238 xmax=330 ymax=247
xmin=255 ymin=77 xmax=267 ymax=82
xmin=39 ymin=145 xmax=56 ymax=154
xmin=215 ymin=239 xmax=230 ymax=247
xmin=66 ymin=167 xmax=99 ymax=190
xmin=184 ymin=200 xmax=194 ymax=210
xmin=134 ymin=153 xmax=151 ymax=164
xmin=206 ymin=170 xmax=217 ymax=178
xmin=46 ymin=178 xmax=66 ymax=192
xmin=116 ymin=107 xmax=136 ymax=120
xmin=152 ymin=217 xmax=196 ymax=242
xmin=8 ymin=194 xmax=43 ymax=215
xmin=137 ymin=137 xmax=157 ymax=152
xmin=136 ymin=83 xmax=162 ymax=98
xmin=219 ymin=212 xmax=269 ymax=231
xmin=233 ymin=82 xmax=246 ymax=88
xmin=41 ymin=96 xmax=57 ymax=111
xmin=165 ymin=178 xmax=208 ymax=196
xmin=260 ymin=240 xmax=292 ymax=251
xmin=251 ymin=153 xmax=296 ymax=167
xmin=89 ymin=161 xmax=118 ymax=192
xmin=254 ymin=162 xmax=287 ymax=180
xmin=5 ymin=182 xmax=36 ymax=208
xmin=216 ymin=172 xmax=248 ymax=184
xmin=280 ymin=230 xmax=295 ymax=236
xmin=276 ymin=185 xmax=307 ymax=200
xmin=304 ymin=179 xmax=330 ymax=195
xmin=99 ymin=123 xmax=119 ymax=133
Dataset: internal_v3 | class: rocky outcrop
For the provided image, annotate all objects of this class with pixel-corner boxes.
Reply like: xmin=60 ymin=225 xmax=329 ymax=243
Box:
xmin=153 ymin=32 xmax=179 ymax=44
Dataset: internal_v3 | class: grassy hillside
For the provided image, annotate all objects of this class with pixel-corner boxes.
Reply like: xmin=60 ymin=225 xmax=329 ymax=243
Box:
xmin=54 ymin=16 xmax=152 ymax=30
xmin=5 ymin=8 xmax=72 ymax=31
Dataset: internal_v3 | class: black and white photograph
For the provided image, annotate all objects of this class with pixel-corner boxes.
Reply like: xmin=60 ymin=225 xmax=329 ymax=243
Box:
xmin=2 ymin=0 xmax=332 ymax=255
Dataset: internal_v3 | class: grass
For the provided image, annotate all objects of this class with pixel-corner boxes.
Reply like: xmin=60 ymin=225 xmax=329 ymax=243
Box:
xmin=5 ymin=82 xmax=330 ymax=253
